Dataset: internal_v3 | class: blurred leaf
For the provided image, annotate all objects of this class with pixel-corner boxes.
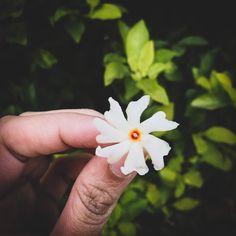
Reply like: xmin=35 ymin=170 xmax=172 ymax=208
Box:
xmin=120 ymin=189 xmax=138 ymax=205
xmin=50 ymin=7 xmax=79 ymax=25
xmin=174 ymin=180 xmax=185 ymax=198
xmin=158 ymin=102 xmax=174 ymax=120
xmin=126 ymin=20 xmax=149 ymax=71
xmin=89 ymin=3 xmax=122 ymax=20
xmin=202 ymin=143 xmax=232 ymax=171
xmin=126 ymin=199 xmax=148 ymax=220
xmin=5 ymin=22 xmax=27 ymax=45
xmin=214 ymin=72 xmax=236 ymax=104
xmin=192 ymin=67 xmax=200 ymax=80
xmin=109 ymin=204 xmax=122 ymax=227
xmin=137 ymin=40 xmax=154 ymax=76
xmin=147 ymin=62 xmax=169 ymax=79
xmin=137 ymin=79 xmax=169 ymax=105
xmin=124 ymin=79 xmax=140 ymax=101
xmin=155 ymin=40 xmax=168 ymax=48
xmin=195 ymin=76 xmax=211 ymax=91
xmin=160 ymin=168 xmax=177 ymax=182
xmin=191 ymin=93 xmax=228 ymax=110
xmin=168 ymin=155 xmax=184 ymax=172
xmin=176 ymin=36 xmax=208 ymax=47
xmin=104 ymin=53 xmax=126 ymax=65
xmin=173 ymin=198 xmax=199 ymax=211
xmin=104 ymin=62 xmax=128 ymax=86
xmin=32 ymin=49 xmax=58 ymax=70
xmin=64 ymin=19 xmax=85 ymax=43
xmin=118 ymin=20 xmax=130 ymax=44
xmin=146 ymin=184 xmax=161 ymax=206
xmin=129 ymin=178 xmax=146 ymax=192
xmin=155 ymin=49 xmax=178 ymax=63
xmin=204 ymin=126 xmax=236 ymax=145
xmin=0 ymin=0 xmax=25 ymax=20
xmin=200 ymin=49 xmax=218 ymax=75
xmin=192 ymin=133 xmax=208 ymax=155
xmin=86 ymin=0 xmax=100 ymax=9
xmin=183 ymin=170 xmax=203 ymax=188
xmin=118 ymin=222 xmax=136 ymax=236
xmin=164 ymin=63 xmax=182 ymax=81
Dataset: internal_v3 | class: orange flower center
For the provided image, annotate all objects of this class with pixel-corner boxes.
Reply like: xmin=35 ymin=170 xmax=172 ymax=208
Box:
xmin=129 ymin=129 xmax=142 ymax=142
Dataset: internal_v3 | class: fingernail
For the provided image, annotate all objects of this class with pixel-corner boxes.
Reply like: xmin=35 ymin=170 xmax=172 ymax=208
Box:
xmin=109 ymin=157 xmax=136 ymax=179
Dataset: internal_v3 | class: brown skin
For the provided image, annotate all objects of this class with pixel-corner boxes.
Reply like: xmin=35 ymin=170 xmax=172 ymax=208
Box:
xmin=0 ymin=110 xmax=135 ymax=235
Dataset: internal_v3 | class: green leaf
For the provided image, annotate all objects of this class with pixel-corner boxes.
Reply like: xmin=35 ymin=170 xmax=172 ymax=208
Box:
xmin=174 ymin=180 xmax=185 ymax=198
xmin=214 ymin=72 xmax=236 ymax=104
xmin=104 ymin=62 xmax=128 ymax=86
xmin=118 ymin=21 xmax=130 ymax=44
xmin=146 ymin=184 xmax=161 ymax=206
xmin=202 ymin=143 xmax=232 ymax=171
xmin=147 ymin=62 xmax=169 ymax=79
xmin=120 ymin=189 xmax=138 ymax=205
xmin=160 ymin=168 xmax=177 ymax=182
xmin=103 ymin=53 xmax=126 ymax=65
xmin=86 ymin=0 xmax=100 ymax=9
xmin=155 ymin=49 xmax=178 ymax=63
xmin=125 ymin=199 xmax=148 ymax=220
xmin=158 ymin=102 xmax=174 ymax=120
xmin=64 ymin=20 xmax=85 ymax=43
xmin=176 ymin=36 xmax=208 ymax=47
xmin=118 ymin=222 xmax=136 ymax=236
xmin=203 ymin=126 xmax=236 ymax=145
xmin=137 ymin=79 xmax=169 ymax=105
xmin=137 ymin=40 xmax=154 ymax=76
xmin=195 ymin=76 xmax=211 ymax=91
xmin=50 ymin=7 xmax=79 ymax=25
xmin=168 ymin=155 xmax=184 ymax=172
xmin=126 ymin=20 xmax=149 ymax=71
xmin=183 ymin=171 xmax=203 ymax=188
xmin=123 ymin=79 xmax=140 ymax=101
xmin=191 ymin=93 xmax=228 ymax=110
xmin=192 ymin=133 xmax=208 ymax=154
xmin=33 ymin=49 xmax=58 ymax=70
xmin=200 ymin=49 xmax=218 ymax=75
xmin=109 ymin=204 xmax=122 ymax=227
xmin=173 ymin=198 xmax=199 ymax=211
xmin=89 ymin=3 xmax=122 ymax=20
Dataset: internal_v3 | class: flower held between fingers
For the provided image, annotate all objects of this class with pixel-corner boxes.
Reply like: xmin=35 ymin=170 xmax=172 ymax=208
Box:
xmin=94 ymin=95 xmax=179 ymax=175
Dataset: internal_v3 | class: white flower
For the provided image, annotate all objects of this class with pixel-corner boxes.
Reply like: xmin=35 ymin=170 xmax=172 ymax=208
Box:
xmin=93 ymin=95 xmax=179 ymax=175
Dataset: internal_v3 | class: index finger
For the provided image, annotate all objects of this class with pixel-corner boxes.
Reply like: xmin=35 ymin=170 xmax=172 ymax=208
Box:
xmin=0 ymin=112 xmax=100 ymax=158
xmin=0 ymin=112 xmax=101 ymax=192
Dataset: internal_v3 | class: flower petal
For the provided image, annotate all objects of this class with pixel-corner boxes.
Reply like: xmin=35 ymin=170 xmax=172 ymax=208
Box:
xmin=121 ymin=142 xmax=149 ymax=175
xmin=142 ymin=134 xmax=171 ymax=170
xmin=140 ymin=111 xmax=179 ymax=133
xmin=95 ymin=140 xmax=131 ymax=164
xmin=94 ymin=118 xmax=126 ymax=143
xmin=126 ymin=95 xmax=150 ymax=127
xmin=104 ymin=97 xmax=129 ymax=130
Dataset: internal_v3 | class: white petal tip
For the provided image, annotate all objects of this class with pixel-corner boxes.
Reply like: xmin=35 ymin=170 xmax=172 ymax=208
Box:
xmin=175 ymin=122 xmax=180 ymax=127
xmin=142 ymin=95 xmax=150 ymax=103
xmin=120 ymin=166 xmax=149 ymax=176
xmin=154 ymin=165 xmax=165 ymax=171
xmin=95 ymin=146 xmax=108 ymax=158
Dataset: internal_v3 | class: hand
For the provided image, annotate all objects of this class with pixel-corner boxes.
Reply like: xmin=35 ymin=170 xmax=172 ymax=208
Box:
xmin=0 ymin=109 xmax=136 ymax=235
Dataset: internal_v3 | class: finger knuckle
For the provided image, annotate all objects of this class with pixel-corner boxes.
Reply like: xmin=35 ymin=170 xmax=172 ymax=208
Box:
xmin=0 ymin=116 xmax=17 ymax=140
xmin=78 ymin=182 xmax=115 ymax=217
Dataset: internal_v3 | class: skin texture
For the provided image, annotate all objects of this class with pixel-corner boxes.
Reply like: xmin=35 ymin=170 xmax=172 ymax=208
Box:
xmin=0 ymin=109 xmax=136 ymax=235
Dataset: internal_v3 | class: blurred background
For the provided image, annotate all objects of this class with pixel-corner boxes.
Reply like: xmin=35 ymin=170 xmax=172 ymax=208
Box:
xmin=0 ymin=0 xmax=236 ymax=235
